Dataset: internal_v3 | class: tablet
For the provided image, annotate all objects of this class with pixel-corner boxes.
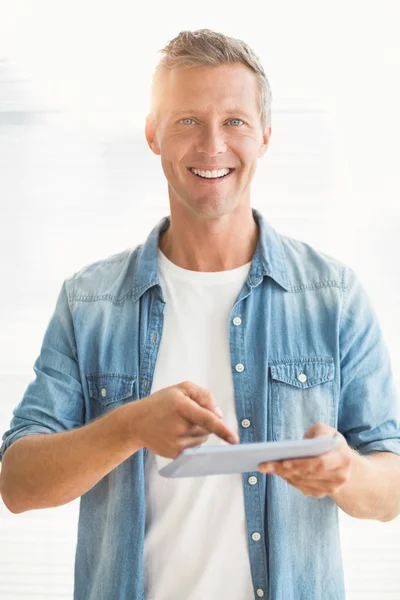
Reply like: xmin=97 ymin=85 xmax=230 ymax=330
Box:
xmin=158 ymin=436 xmax=342 ymax=478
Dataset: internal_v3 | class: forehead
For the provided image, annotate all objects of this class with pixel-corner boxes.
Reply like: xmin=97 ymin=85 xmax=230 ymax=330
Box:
xmin=158 ymin=63 xmax=259 ymax=115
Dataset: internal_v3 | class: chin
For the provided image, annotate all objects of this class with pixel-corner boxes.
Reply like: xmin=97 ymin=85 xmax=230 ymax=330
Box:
xmin=187 ymin=198 xmax=239 ymax=220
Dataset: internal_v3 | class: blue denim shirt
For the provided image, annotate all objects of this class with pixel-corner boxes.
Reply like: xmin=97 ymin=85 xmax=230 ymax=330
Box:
xmin=2 ymin=208 xmax=400 ymax=600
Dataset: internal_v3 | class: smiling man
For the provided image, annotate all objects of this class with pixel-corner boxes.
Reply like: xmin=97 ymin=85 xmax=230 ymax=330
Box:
xmin=1 ymin=29 xmax=400 ymax=600
xmin=145 ymin=61 xmax=269 ymax=270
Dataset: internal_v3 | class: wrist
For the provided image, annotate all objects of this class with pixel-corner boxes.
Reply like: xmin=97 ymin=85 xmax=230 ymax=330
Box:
xmin=113 ymin=401 xmax=146 ymax=454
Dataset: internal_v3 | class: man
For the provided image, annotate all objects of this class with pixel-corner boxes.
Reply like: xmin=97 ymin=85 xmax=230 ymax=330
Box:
xmin=1 ymin=29 xmax=400 ymax=600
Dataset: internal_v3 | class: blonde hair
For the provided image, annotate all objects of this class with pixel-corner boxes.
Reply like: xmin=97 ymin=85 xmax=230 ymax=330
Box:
xmin=150 ymin=29 xmax=272 ymax=130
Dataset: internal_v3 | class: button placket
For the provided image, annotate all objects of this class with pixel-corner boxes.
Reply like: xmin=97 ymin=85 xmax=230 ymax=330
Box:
xmin=231 ymin=312 xmax=267 ymax=594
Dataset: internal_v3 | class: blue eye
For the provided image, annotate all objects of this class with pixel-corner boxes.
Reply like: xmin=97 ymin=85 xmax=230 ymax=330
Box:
xmin=229 ymin=119 xmax=244 ymax=126
xmin=180 ymin=118 xmax=195 ymax=125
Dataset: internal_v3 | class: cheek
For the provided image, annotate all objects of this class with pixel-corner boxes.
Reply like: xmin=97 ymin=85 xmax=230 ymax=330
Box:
xmin=231 ymin=137 xmax=261 ymax=163
xmin=162 ymin=134 xmax=192 ymax=161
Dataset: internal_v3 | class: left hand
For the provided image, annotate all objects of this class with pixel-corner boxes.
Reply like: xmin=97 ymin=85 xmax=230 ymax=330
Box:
xmin=258 ymin=424 xmax=353 ymax=498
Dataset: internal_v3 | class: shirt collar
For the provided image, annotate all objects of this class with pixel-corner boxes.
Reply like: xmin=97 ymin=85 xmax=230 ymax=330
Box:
xmin=133 ymin=208 xmax=290 ymax=302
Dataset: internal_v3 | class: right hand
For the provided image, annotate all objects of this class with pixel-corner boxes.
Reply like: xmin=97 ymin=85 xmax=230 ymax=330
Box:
xmin=132 ymin=381 xmax=240 ymax=458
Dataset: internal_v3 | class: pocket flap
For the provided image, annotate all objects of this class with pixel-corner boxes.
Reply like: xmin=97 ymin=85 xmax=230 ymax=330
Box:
xmin=87 ymin=373 xmax=136 ymax=405
xmin=270 ymin=358 xmax=334 ymax=389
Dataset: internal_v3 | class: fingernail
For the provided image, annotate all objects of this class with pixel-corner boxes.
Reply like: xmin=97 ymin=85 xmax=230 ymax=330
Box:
xmin=215 ymin=406 xmax=224 ymax=418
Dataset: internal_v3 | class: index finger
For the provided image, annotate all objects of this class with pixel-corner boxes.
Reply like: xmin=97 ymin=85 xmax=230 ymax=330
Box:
xmin=182 ymin=400 xmax=239 ymax=445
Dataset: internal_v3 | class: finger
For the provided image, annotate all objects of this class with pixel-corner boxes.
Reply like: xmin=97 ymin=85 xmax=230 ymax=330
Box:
xmin=269 ymin=467 xmax=349 ymax=493
xmin=184 ymin=424 xmax=211 ymax=437
xmin=180 ymin=435 xmax=209 ymax=450
xmin=287 ymin=477 xmax=347 ymax=497
xmin=263 ymin=461 xmax=348 ymax=481
xmin=290 ymin=483 xmax=329 ymax=499
xmin=181 ymin=400 xmax=239 ymax=444
xmin=262 ymin=451 xmax=347 ymax=475
xmin=179 ymin=381 xmax=223 ymax=418
xmin=261 ymin=466 xmax=341 ymax=497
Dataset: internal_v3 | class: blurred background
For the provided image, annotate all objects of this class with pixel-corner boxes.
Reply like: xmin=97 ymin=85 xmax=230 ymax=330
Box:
xmin=0 ymin=1 xmax=399 ymax=598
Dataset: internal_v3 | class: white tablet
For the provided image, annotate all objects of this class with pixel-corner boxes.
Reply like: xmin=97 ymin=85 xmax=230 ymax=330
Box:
xmin=158 ymin=436 xmax=342 ymax=478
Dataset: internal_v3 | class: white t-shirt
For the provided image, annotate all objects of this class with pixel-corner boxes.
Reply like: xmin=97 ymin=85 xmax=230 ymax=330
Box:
xmin=143 ymin=248 xmax=254 ymax=600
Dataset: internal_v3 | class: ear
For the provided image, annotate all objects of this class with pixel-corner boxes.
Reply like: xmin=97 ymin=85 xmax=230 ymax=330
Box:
xmin=257 ymin=126 xmax=272 ymax=158
xmin=145 ymin=114 xmax=161 ymax=155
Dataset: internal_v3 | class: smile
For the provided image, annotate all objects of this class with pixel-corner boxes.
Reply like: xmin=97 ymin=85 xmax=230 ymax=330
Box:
xmin=188 ymin=167 xmax=234 ymax=181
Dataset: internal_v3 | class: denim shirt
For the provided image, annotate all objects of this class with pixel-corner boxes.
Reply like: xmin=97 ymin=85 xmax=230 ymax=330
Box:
xmin=2 ymin=208 xmax=400 ymax=600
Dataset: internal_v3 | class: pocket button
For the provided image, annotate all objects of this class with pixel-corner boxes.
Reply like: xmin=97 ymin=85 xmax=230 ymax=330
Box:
xmin=298 ymin=373 xmax=307 ymax=383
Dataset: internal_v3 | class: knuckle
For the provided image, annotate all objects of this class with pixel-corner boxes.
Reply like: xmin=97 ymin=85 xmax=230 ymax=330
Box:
xmin=336 ymin=474 xmax=348 ymax=485
xmin=175 ymin=421 xmax=188 ymax=436
xmin=170 ymin=413 xmax=185 ymax=431
xmin=174 ymin=397 xmax=185 ymax=415
xmin=206 ymin=390 xmax=216 ymax=403
xmin=177 ymin=439 xmax=187 ymax=451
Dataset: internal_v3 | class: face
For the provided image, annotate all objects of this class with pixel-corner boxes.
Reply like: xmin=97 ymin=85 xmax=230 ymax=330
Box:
xmin=145 ymin=63 xmax=271 ymax=220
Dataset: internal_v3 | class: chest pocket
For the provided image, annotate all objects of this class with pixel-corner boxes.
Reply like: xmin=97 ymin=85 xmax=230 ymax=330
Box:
xmin=269 ymin=357 xmax=336 ymax=441
xmin=86 ymin=373 xmax=137 ymax=417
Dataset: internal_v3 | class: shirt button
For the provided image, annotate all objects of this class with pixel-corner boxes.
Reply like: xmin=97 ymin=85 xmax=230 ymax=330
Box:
xmin=298 ymin=373 xmax=307 ymax=383
xmin=235 ymin=363 xmax=244 ymax=373
xmin=101 ymin=387 xmax=107 ymax=398
xmin=241 ymin=419 xmax=251 ymax=428
xmin=248 ymin=476 xmax=258 ymax=485
xmin=257 ymin=589 xmax=265 ymax=597
xmin=252 ymin=532 xmax=261 ymax=541
xmin=233 ymin=317 xmax=242 ymax=326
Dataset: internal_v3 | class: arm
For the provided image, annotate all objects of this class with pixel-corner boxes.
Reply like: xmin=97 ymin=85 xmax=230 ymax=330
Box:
xmin=1 ymin=381 xmax=238 ymax=514
xmin=0 ymin=401 xmax=143 ymax=514
xmin=260 ymin=429 xmax=400 ymax=522
xmin=260 ymin=267 xmax=400 ymax=520
xmin=329 ymin=450 xmax=400 ymax=522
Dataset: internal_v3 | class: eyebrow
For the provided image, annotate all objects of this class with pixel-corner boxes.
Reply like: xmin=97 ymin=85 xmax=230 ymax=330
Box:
xmin=170 ymin=109 xmax=252 ymax=119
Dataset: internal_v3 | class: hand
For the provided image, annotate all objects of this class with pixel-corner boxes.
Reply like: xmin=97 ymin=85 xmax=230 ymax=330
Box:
xmin=132 ymin=381 xmax=240 ymax=458
xmin=258 ymin=424 xmax=353 ymax=498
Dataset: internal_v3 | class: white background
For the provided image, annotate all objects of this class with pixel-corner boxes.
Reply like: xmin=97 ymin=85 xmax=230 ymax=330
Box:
xmin=0 ymin=1 xmax=399 ymax=598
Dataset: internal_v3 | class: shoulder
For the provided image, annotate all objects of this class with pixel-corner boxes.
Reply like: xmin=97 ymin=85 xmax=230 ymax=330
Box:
xmin=64 ymin=245 xmax=143 ymax=304
xmin=277 ymin=231 xmax=349 ymax=292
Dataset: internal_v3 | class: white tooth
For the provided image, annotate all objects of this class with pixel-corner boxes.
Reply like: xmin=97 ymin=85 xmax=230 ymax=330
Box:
xmin=191 ymin=168 xmax=230 ymax=179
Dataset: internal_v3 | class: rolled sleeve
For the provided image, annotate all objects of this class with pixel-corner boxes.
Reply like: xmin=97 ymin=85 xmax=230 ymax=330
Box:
xmin=0 ymin=281 xmax=84 ymax=462
xmin=338 ymin=266 xmax=400 ymax=457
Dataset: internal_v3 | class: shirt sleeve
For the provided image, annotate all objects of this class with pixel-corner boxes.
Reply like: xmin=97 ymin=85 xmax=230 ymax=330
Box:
xmin=338 ymin=266 xmax=400 ymax=456
xmin=0 ymin=280 xmax=84 ymax=462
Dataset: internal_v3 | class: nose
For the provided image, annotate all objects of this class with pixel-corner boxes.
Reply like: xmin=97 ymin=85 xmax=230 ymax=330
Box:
xmin=195 ymin=125 xmax=227 ymax=157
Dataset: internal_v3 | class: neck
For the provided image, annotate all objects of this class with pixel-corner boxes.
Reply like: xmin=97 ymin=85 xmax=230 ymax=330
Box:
xmin=158 ymin=208 xmax=259 ymax=272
